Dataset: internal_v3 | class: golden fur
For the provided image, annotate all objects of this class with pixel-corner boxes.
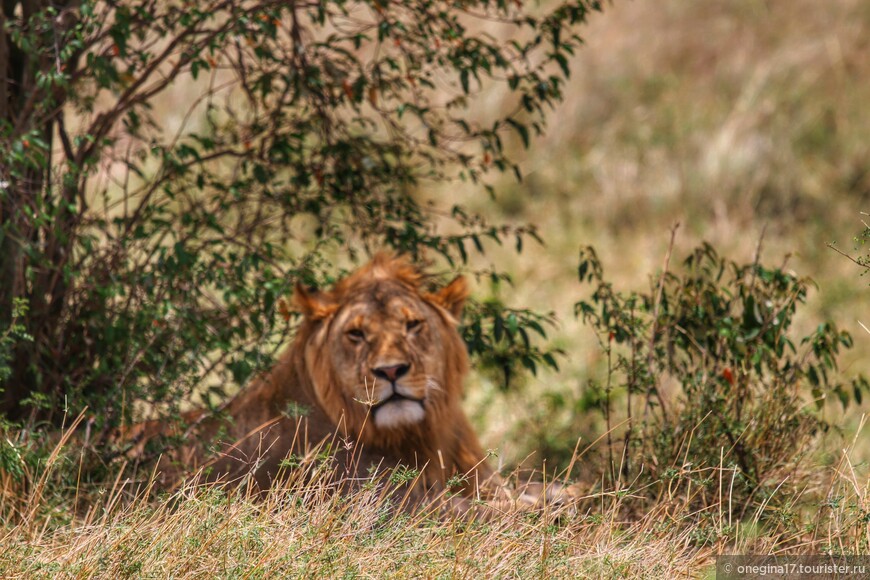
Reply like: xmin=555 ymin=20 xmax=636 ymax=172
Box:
xmin=135 ymin=253 xmax=496 ymax=500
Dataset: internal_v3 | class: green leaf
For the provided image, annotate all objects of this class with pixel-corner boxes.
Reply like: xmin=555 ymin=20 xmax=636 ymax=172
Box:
xmin=506 ymin=118 xmax=530 ymax=148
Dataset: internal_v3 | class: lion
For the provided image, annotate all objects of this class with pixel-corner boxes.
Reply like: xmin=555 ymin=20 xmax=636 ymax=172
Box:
xmin=128 ymin=253 xmax=501 ymax=506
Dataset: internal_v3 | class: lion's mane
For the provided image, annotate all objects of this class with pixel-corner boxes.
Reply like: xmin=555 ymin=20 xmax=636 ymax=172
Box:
xmin=141 ymin=253 xmax=494 ymax=499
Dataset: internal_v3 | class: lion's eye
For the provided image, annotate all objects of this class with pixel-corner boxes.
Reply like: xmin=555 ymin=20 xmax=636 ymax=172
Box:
xmin=347 ymin=328 xmax=366 ymax=342
xmin=406 ymin=319 xmax=423 ymax=333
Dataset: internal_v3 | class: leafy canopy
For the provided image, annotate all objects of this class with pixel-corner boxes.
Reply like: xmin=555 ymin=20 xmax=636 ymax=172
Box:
xmin=0 ymin=0 xmax=600 ymax=429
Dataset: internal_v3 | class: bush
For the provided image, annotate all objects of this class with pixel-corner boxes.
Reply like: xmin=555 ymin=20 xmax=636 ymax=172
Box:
xmin=561 ymin=240 xmax=868 ymax=514
xmin=0 ymin=0 xmax=603 ymax=435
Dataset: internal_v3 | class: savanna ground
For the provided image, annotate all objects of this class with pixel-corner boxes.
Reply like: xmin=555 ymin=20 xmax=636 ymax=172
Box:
xmin=2 ymin=0 xmax=870 ymax=577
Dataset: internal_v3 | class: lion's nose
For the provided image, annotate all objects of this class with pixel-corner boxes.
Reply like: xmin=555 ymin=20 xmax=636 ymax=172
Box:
xmin=373 ymin=364 xmax=410 ymax=383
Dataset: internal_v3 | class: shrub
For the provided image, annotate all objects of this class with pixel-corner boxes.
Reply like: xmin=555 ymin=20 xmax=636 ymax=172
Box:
xmin=568 ymin=240 xmax=868 ymax=514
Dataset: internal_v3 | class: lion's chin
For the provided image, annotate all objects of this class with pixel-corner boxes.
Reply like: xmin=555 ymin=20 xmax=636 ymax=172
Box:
xmin=372 ymin=399 xmax=425 ymax=430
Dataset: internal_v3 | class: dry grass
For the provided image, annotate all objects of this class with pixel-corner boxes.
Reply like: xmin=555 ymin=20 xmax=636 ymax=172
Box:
xmin=0 ymin=434 xmax=705 ymax=578
xmin=2 ymin=417 xmax=869 ymax=578
xmin=0 ymin=484 xmax=705 ymax=578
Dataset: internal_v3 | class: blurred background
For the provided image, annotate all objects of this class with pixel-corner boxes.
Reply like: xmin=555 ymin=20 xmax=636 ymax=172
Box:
xmin=431 ymin=0 xmax=870 ymax=468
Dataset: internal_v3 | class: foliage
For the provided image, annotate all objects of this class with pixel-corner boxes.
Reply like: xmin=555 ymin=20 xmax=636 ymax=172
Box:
xmin=829 ymin=213 xmax=870 ymax=288
xmin=859 ymin=221 xmax=870 ymax=277
xmin=0 ymin=298 xmax=30 ymax=387
xmin=0 ymin=0 xmax=602 ymax=431
xmin=463 ymin=295 xmax=562 ymax=391
xmin=570 ymin=242 xmax=868 ymax=511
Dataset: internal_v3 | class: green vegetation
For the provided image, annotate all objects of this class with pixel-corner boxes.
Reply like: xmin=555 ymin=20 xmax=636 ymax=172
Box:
xmin=1 ymin=0 xmax=590 ymax=428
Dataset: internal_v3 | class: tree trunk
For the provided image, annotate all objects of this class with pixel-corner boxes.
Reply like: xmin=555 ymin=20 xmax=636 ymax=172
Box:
xmin=0 ymin=0 xmax=66 ymax=420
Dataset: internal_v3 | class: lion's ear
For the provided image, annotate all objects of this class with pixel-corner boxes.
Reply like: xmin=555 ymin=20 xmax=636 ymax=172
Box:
xmin=427 ymin=276 xmax=469 ymax=320
xmin=293 ymin=282 xmax=339 ymax=320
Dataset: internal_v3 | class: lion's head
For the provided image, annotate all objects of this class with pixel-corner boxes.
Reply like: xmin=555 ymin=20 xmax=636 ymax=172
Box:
xmin=292 ymin=253 xmax=471 ymax=449
xmin=120 ymin=252 xmax=495 ymax=499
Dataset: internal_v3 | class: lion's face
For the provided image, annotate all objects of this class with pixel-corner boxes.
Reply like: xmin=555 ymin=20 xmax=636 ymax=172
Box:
xmin=294 ymin=255 xmax=469 ymax=442
xmin=323 ymin=283 xmax=454 ymax=430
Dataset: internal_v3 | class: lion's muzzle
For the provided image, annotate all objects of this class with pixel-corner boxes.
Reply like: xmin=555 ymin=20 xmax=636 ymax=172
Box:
xmin=370 ymin=386 xmax=425 ymax=430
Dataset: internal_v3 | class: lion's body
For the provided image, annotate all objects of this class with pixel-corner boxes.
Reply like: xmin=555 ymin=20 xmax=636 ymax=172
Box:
xmin=140 ymin=254 xmax=495 ymax=500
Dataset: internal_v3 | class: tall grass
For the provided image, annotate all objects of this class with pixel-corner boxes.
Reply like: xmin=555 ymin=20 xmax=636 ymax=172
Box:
xmin=1 ymin=416 xmax=868 ymax=578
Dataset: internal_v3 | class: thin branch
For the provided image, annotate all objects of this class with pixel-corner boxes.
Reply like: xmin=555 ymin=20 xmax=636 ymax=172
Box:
xmin=748 ymin=223 xmax=768 ymax=292
xmin=827 ymin=242 xmax=868 ymax=270
xmin=643 ymin=222 xmax=679 ymax=425
xmin=0 ymin=7 xmax=8 ymax=122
